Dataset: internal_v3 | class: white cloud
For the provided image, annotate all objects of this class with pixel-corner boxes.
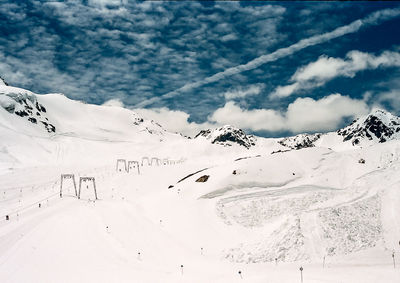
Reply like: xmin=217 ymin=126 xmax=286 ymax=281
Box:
xmin=209 ymin=93 xmax=370 ymax=133
xmin=112 ymin=93 xmax=370 ymax=137
xmin=220 ymin=33 xmax=238 ymax=42
xmin=272 ymin=50 xmax=400 ymax=98
xmin=136 ymin=7 xmax=400 ymax=107
xmin=100 ymin=99 xmax=212 ymax=137
xmin=133 ymin=107 xmax=213 ymax=137
xmin=292 ymin=56 xmax=347 ymax=81
xmin=209 ymin=101 xmax=286 ymax=132
xmin=102 ymin=98 xmax=125 ymax=107
xmin=285 ymin=93 xmax=369 ymax=132
xmin=223 ymin=84 xmax=264 ymax=100
xmin=272 ymin=83 xmax=300 ymax=98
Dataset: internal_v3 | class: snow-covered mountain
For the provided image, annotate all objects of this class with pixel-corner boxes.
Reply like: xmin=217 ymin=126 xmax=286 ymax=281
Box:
xmin=1 ymin=81 xmax=400 ymax=283
xmin=0 ymin=83 xmax=190 ymax=172
xmin=0 ymin=86 xmax=56 ymax=133
xmin=194 ymin=125 xmax=257 ymax=149
xmin=337 ymin=109 xmax=400 ymax=145
xmin=279 ymin=109 xmax=400 ymax=150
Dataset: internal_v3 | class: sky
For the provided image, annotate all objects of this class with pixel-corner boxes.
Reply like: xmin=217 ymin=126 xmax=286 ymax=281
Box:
xmin=1 ymin=1 xmax=400 ymax=137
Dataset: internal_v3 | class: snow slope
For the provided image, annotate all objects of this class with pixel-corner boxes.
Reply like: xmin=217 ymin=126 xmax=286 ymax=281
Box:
xmin=0 ymin=84 xmax=400 ymax=282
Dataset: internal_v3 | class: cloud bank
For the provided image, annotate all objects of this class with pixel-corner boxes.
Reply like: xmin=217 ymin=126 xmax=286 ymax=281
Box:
xmin=129 ymin=93 xmax=370 ymax=137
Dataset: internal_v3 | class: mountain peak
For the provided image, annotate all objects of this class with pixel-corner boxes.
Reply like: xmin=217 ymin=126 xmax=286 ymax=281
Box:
xmin=195 ymin=125 xmax=256 ymax=149
xmin=337 ymin=108 xmax=400 ymax=145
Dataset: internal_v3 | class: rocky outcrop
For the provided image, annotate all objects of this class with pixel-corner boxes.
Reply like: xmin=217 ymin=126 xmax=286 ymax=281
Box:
xmin=337 ymin=109 xmax=400 ymax=145
xmin=279 ymin=133 xmax=321 ymax=150
xmin=195 ymin=125 xmax=256 ymax=149
xmin=0 ymin=90 xmax=56 ymax=133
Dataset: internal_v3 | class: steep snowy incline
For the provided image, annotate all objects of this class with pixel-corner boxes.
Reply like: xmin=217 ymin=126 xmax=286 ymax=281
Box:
xmin=0 ymin=84 xmax=198 ymax=172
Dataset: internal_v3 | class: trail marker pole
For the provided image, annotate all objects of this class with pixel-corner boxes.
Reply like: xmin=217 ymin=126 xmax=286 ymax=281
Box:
xmin=275 ymin=257 xmax=278 ymax=266
xmin=180 ymin=264 xmax=184 ymax=275
xmin=323 ymin=256 xmax=326 ymax=268
xmin=300 ymin=266 xmax=303 ymax=283
xmin=238 ymin=270 xmax=242 ymax=279
xmin=201 ymin=247 xmax=203 ymax=255
xmin=137 ymin=252 xmax=141 ymax=260
xmin=392 ymin=252 xmax=396 ymax=268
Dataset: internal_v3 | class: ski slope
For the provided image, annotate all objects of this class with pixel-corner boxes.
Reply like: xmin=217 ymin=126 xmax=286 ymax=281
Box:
xmin=0 ymin=85 xmax=400 ymax=282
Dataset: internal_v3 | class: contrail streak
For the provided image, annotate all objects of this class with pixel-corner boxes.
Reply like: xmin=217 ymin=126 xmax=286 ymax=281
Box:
xmin=135 ymin=7 xmax=400 ymax=108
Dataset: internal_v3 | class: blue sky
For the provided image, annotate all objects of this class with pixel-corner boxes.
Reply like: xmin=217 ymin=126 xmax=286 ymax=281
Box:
xmin=1 ymin=1 xmax=400 ymax=137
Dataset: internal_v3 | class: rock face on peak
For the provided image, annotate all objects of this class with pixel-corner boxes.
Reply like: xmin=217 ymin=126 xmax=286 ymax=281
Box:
xmin=132 ymin=113 xmax=167 ymax=136
xmin=195 ymin=125 xmax=256 ymax=149
xmin=0 ymin=87 xmax=56 ymax=133
xmin=337 ymin=109 xmax=400 ymax=145
xmin=279 ymin=133 xmax=321 ymax=150
xmin=0 ymin=76 xmax=8 ymax=86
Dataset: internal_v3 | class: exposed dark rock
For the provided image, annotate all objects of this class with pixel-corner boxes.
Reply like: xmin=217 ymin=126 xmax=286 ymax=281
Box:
xmin=41 ymin=121 xmax=56 ymax=133
xmin=28 ymin=117 xmax=37 ymax=124
xmin=3 ymin=103 xmax=15 ymax=113
xmin=0 ymin=76 xmax=9 ymax=86
xmin=195 ymin=125 xmax=256 ymax=149
xmin=177 ymin=168 xmax=209 ymax=183
xmin=15 ymin=110 xmax=29 ymax=117
xmin=133 ymin=117 xmax=144 ymax=125
xmin=337 ymin=109 xmax=400 ymax=144
xmin=279 ymin=133 xmax=321 ymax=150
xmin=35 ymin=101 xmax=46 ymax=112
xmin=271 ymin=149 xmax=291 ymax=154
xmin=195 ymin=175 xmax=210 ymax=182
xmin=1 ymin=91 xmax=55 ymax=133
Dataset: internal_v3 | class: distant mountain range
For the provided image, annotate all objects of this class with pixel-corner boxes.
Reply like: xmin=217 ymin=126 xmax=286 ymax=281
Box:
xmin=1 ymin=81 xmax=400 ymax=152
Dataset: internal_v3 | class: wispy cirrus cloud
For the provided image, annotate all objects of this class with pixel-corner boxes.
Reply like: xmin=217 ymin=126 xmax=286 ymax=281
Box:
xmin=0 ymin=0 xmax=286 ymax=107
xmin=136 ymin=7 xmax=400 ymax=108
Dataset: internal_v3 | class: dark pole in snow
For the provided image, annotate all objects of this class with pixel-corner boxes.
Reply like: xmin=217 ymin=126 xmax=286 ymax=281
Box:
xmin=238 ymin=270 xmax=242 ymax=279
xmin=323 ymin=256 xmax=326 ymax=268
xmin=392 ymin=252 xmax=396 ymax=268
xmin=180 ymin=264 xmax=184 ymax=275
xmin=300 ymin=266 xmax=303 ymax=283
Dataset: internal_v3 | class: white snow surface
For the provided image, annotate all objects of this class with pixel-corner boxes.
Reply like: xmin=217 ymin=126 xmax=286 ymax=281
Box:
xmin=0 ymin=85 xmax=400 ymax=282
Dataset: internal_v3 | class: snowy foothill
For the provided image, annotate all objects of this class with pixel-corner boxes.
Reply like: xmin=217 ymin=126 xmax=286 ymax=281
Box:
xmin=0 ymin=84 xmax=400 ymax=282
